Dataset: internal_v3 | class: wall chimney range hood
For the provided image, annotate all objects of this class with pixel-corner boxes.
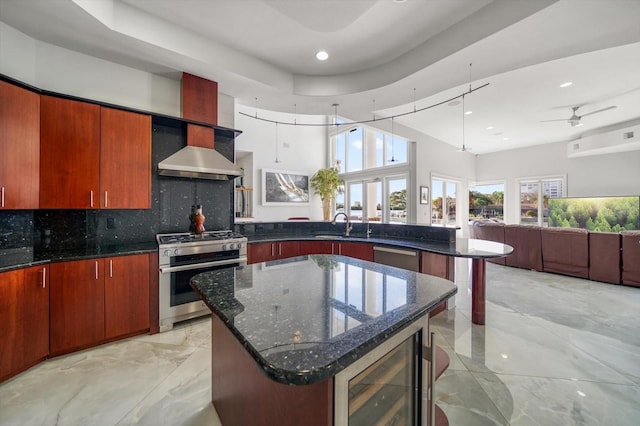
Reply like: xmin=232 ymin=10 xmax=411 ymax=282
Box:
xmin=158 ymin=145 xmax=243 ymax=180
xmin=157 ymin=73 xmax=242 ymax=180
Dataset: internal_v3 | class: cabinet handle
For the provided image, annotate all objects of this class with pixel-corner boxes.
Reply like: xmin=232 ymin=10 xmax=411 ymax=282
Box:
xmin=95 ymin=260 xmax=99 ymax=280
xmin=1 ymin=186 xmax=4 ymax=207
xmin=41 ymin=267 xmax=46 ymax=289
xmin=271 ymin=243 xmax=275 ymax=257
xmin=278 ymin=243 xmax=282 ymax=256
xmin=90 ymin=190 xmax=94 ymax=207
xmin=104 ymin=191 xmax=108 ymax=208
xmin=109 ymin=259 xmax=113 ymax=278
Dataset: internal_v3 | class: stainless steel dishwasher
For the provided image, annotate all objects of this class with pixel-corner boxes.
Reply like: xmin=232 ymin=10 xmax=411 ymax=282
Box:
xmin=373 ymin=246 xmax=420 ymax=272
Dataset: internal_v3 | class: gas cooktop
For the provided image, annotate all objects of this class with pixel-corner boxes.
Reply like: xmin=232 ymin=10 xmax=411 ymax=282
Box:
xmin=157 ymin=230 xmax=246 ymax=245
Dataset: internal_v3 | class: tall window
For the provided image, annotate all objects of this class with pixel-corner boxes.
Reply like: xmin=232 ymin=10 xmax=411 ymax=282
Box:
xmin=469 ymin=183 xmax=505 ymax=221
xmin=432 ymin=178 xmax=458 ymax=226
xmin=332 ymin=124 xmax=410 ymax=224
xmin=519 ymin=176 xmax=565 ymax=226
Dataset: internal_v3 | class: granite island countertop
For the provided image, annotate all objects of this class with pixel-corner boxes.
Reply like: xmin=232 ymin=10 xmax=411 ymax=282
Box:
xmin=190 ymin=254 xmax=457 ymax=386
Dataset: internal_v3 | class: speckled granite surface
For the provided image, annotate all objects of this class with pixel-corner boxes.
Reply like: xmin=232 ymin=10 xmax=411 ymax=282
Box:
xmin=0 ymin=242 xmax=157 ymax=273
xmin=190 ymin=254 xmax=457 ymax=385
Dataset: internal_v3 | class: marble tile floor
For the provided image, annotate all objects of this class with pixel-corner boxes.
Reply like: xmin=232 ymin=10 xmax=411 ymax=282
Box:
xmin=1 ymin=260 xmax=639 ymax=425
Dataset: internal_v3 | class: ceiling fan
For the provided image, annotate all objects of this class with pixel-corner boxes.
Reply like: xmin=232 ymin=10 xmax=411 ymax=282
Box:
xmin=541 ymin=105 xmax=617 ymax=127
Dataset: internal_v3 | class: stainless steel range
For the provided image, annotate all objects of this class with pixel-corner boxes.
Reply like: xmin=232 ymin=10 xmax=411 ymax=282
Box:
xmin=157 ymin=230 xmax=247 ymax=332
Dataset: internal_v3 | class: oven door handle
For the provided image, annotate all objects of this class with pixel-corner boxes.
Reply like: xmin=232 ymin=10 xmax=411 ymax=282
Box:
xmin=159 ymin=257 xmax=247 ymax=274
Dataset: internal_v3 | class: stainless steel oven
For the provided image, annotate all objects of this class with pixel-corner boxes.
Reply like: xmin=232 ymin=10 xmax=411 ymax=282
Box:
xmin=157 ymin=231 xmax=247 ymax=332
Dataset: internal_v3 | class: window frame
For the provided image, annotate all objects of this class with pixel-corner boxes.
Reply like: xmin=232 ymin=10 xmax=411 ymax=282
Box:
xmin=518 ymin=174 xmax=566 ymax=227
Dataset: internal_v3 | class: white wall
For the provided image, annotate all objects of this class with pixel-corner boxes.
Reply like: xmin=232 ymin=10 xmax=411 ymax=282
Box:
xmin=235 ymin=108 xmax=329 ymax=222
xmin=476 ymin=141 xmax=640 ymax=224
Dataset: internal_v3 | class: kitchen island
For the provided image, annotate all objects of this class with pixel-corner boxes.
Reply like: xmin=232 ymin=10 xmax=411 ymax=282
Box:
xmin=191 ymin=254 xmax=457 ymax=426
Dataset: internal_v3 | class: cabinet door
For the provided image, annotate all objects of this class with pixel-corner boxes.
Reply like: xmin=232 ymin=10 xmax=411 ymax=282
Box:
xmin=50 ymin=259 xmax=105 ymax=355
xmin=299 ymin=241 xmax=333 ymax=255
xmin=340 ymin=242 xmax=374 ymax=261
xmin=247 ymin=242 xmax=276 ymax=264
xmin=420 ymin=252 xmax=455 ymax=281
xmin=40 ymin=96 xmax=100 ymax=208
xmin=0 ymin=266 xmax=48 ymax=382
xmin=21 ymin=266 xmax=49 ymax=366
xmin=100 ymin=108 xmax=152 ymax=209
xmin=0 ymin=81 xmax=40 ymax=209
xmin=277 ymin=241 xmax=301 ymax=259
xmin=105 ymin=254 xmax=150 ymax=339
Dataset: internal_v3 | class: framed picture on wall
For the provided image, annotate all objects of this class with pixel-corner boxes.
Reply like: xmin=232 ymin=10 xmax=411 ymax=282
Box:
xmin=262 ymin=169 xmax=310 ymax=205
xmin=420 ymin=186 xmax=429 ymax=205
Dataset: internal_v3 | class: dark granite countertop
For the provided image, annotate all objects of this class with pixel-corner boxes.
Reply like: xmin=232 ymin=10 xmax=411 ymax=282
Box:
xmin=0 ymin=241 xmax=157 ymax=273
xmin=245 ymin=233 xmax=513 ymax=259
xmin=190 ymin=254 xmax=457 ymax=386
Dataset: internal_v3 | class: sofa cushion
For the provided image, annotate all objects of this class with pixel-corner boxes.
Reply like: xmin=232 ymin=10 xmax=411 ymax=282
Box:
xmin=504 ymin=224 xmax=543 ymax=271
xmin=621 ymin=231 xmax=640 ymax=287
xmin=588 ymin=232 xmax=621 ymax=284
xmin=474 ymin=221 xmax=506 ymax=265
xmin=541 ymin=227 xmax=589 ymax=279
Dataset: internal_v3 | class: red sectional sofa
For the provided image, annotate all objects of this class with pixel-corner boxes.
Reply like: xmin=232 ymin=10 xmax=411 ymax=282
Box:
xmin=621 ymin=231 xmax=640 ymax=287
xmin=541 ymin=227 xmax=590 ymax=279
xmin=472 ymin=221 xmax=506 ymax=265
xmin=470 ymin=221 xmax=639 ymax=286
xmin=589 ymin=232 xmax=621 ymax=284
xmin=504 ymin=224 xmax=543 ymax=271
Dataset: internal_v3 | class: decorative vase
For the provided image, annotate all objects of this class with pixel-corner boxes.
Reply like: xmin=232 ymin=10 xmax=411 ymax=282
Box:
xmin=322 ymin=198 xmax=331 ymax=221
xmin=194 ymin=205 xmax=206 ymax=234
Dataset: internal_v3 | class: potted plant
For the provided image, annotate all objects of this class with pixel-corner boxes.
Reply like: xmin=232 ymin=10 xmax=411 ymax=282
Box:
xmin=310 ymin=167 xmax=344 ymax=221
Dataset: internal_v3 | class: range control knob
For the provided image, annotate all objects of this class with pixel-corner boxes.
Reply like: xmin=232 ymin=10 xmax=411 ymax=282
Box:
xmin=221 ymin=244 xmax=228 ymax=251
xmin=237 ymin=243 xmax=244 ymax=249
xmin=163 ymin=249 xmax=171 ymax=257
xmin=173 ymin=248 xmax=181 ymax=256
xmin=229 ymin=243 xmax=237 ymax=250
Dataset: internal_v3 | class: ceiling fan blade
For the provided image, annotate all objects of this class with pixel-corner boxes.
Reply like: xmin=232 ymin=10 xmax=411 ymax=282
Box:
xmin=540 ymin=119 xmax=569 ymax=122
xmin=579 ymin=105 xmax=616 ymax=118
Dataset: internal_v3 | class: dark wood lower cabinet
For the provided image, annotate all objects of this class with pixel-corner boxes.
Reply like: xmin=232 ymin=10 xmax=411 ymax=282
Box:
xmin=0 ymin=265 xmax=49 ymax=382
xmin=50 ymin=254 xmax=150 ymax=356
xmin=105 ymin=254 xmax=150 ymax=340
xmin=50 ymin=259 xmax=105 ymax=356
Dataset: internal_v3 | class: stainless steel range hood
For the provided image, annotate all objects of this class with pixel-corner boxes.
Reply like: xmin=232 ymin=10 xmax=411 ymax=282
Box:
xmin=157 ymin=146 xmax=243 ymax=181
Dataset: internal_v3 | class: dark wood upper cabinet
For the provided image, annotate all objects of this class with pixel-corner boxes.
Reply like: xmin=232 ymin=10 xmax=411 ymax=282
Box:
xmin=40 ymin=95 xmax=151 ymax=209
xmin=40 ymin=95 xmax=100 ymax=209
xmin=100 ymin=108 xmax=151 ymax=209
xmin=0 ymin=81 xmax=40 ymax=209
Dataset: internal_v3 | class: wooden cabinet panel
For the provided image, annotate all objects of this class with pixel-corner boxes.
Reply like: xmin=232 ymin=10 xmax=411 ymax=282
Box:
xmin=420 ymin=252 xmax=455 ymax=282
xmin=105 ymin=254 xmax=150 ymax=339
xmin=0 ymin=266 xmax=49 ymax=382
xmin=300 ymin=241 xmax=333 ymax=255
xmin=277 ymin=241 xmax=300 ymax=259
xmin=0 ymin=81 xmax=40 ymax=209
xmin=339 ymin=242 xmax=374 ymax=261
xmin=50 ymin=259 xmax=105 ymax=355
xmin=248 ymin=242 xmax=274 ymax=264
xmin=40 ymin=96 xmax=100 ymax=208
xmin=100 ymin=108 xmax=151 ymax=209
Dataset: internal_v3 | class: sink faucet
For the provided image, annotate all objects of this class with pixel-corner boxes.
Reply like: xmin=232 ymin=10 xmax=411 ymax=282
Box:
xmin=332 ymin=212 xmax=352 ymax=237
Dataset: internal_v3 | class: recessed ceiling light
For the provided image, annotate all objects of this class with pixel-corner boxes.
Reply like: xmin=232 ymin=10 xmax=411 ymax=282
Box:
xmin=393 ymin=0 xmax=408 ymax=3
xmin=316 ymin=50 xmax=329 ymax=61
xmin=503 ymin=137 xmax=509 ymax=141
xmin=486 ymin=126 xmax=494 ymax=130
xmin=464 ymin=110 xmax=473 ymax=115
xmin=559 ymin=81 xmax=573 ymax=88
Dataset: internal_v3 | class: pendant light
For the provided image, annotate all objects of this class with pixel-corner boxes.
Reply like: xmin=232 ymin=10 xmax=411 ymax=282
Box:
xmin=274 ymin=122 xmax=281 ymax=163
xmin=390 ymin=117 xmax=397 ymax=162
